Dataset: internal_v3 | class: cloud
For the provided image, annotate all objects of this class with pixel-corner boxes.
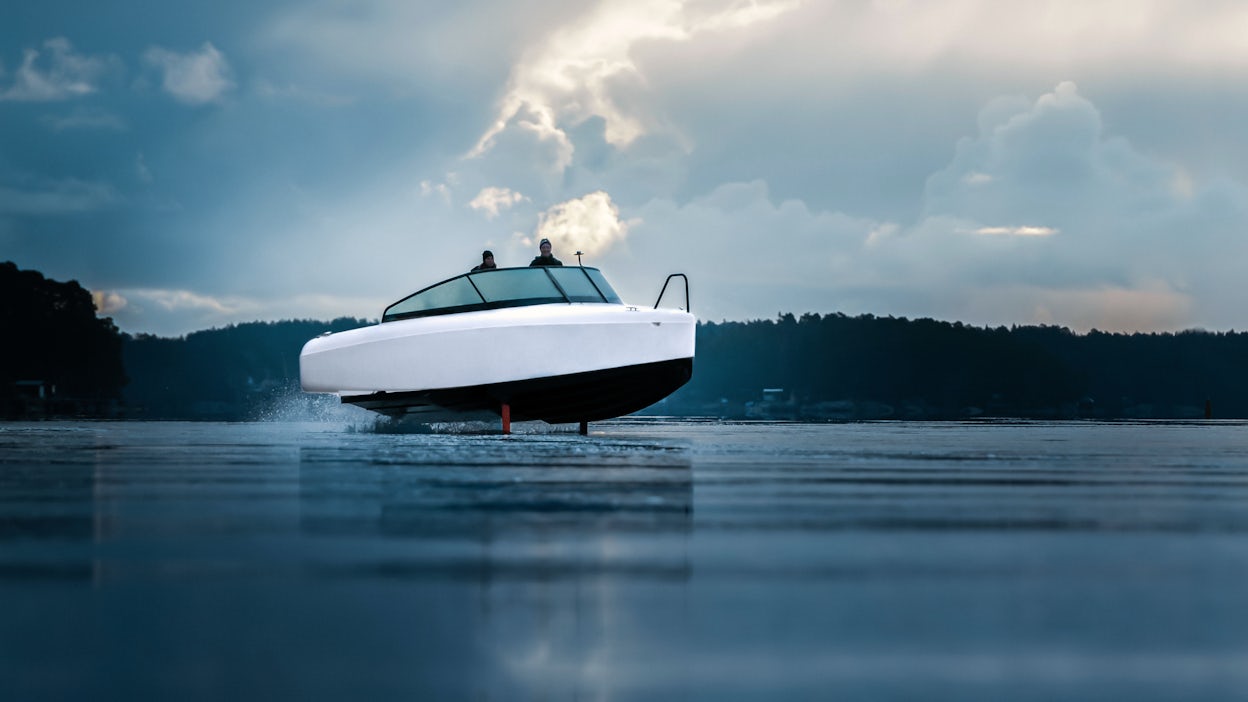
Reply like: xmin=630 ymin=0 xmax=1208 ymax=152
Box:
xmin=893 ymin=81 xmax=1248 ymax=330
xmin=0 ymin=38 xmax=115 ymax=102
xmin=263 ymin=0 xmax=548 ymax=87
xmin=918 ymin=81 xmax=1209 ymax=277
xmin=100 ymin=286 xmax=386 ymax=337
xmin=11 ymin=3 xmax=1244 ymax=340
xmin=756 ymin=1 xmax=1248 ymax=76
xmin=621 ymin=0 xmax=1248 ymax=222
xmin=624 ymin=180 xmax=879 ymax=318
xmin=532 ymin=191 xmax=631 ymax=257
xmin=0 ymin=178 xmax=121 ymax=214
xmin=469 ymin=0 xmax=800 ymax=170
xmin=251 ymin=77 xmax=355 ymax=106
xmin=611 ymin=80 xmax=1248 ymax=332
xmin=967 ymin=284 xmax=1194 ymax=335
xmin=123 ymin=288 xmax=240 ymax=314
xmin=135 ymin=153 xmax=153 ymax=184
xmin=100 ymin=287 xmax=259 ymax=337
xmin=925 ymin=82 xmax=1114 ymax=224
xmin=143 ymin=42 xmax=234 ymax=105
xmin=91 ymin=290 xmax=128 ymax=315
xmin=40 ymin=106 xmax=127 ymax=131
xmin=473 ymin=102 xmax=576 ymax=174
xmin=420 ymin=179 xmax=452 ymax=204
xmin=972 ymin=226 xmax=1058 ymax=237
xmin=468 ymin=187 xmax=527 ymax=219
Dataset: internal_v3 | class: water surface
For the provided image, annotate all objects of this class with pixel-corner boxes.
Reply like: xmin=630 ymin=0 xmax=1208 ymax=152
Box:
xmin=2 ymin=419 xmax=1246 ymax=700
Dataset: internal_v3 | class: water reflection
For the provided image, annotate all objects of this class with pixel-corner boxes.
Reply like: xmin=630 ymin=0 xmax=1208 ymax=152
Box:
xmin=297 ymin=435 xmax=694 ymax=580
xmin=0 ymin=456 xmax=94 ymax=580
xmin=294 ymin=433 xmax=694 ymax=700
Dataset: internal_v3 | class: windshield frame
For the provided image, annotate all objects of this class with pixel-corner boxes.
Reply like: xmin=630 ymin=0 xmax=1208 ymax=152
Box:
xmin=382 ymin=266 xmax=622 ymax=322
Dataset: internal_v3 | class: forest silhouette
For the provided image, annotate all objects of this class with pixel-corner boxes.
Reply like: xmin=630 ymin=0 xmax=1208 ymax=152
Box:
xmin=1 ymin=262 xmax=126 ymax=417
xmin=4 ymin=262 xmax=1245 ymax=420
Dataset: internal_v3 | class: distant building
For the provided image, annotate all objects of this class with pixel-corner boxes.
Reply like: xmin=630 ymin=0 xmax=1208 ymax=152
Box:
xmin=5 ymin=380 xmax=56 ymax=418
xmin=14 ymin=380 xmax=55 ymax=400
xmin=746 ymin=388 xmax=796 ymax=419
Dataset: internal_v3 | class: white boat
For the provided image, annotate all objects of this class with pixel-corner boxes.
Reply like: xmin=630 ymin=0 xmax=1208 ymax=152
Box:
xmin=300 ymin=266 xmax=695 ymax=425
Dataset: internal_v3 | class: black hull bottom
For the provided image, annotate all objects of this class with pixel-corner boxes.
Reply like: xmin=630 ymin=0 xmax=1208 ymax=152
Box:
xmin=343 ymin=358 xmax=693 ymax=423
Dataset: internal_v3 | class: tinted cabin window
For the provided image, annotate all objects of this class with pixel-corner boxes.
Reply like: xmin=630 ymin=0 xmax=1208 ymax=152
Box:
xmin=382 ymin=267 xmax=622 ymax=322
xmin=469 ymin=268 xmax=564 ymax=304
xmin=548 ymin=267 xmax=606 ymax=302
xmin=584 ymin=268 xmax=622 ymax=303
xmin=385 ymin=276 xmax=482 ymax=320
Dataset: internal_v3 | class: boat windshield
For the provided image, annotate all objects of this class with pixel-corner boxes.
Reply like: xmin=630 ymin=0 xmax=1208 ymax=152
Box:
xmin=383 ymin=266 xmax=623 ymax=322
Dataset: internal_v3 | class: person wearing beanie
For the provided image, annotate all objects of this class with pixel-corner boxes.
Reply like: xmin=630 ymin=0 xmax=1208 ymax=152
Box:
xmin=528 ymin=238 xmax=563 ymax=267
xmin=471 ymin=250 xmax=497 ymax=271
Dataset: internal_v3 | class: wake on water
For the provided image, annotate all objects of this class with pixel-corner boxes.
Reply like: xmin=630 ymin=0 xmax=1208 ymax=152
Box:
xmin=251 ymin=385 xmax=584 ymax=435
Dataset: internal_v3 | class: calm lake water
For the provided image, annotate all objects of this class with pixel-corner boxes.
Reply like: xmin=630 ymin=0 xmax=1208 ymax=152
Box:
xmin=2 ymin=418 xmax=1247 ymax=700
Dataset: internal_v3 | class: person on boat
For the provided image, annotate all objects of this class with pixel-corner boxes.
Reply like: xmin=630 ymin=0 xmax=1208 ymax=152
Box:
xmin=472 ymin=250 xmax=497 ymax=271
xmin=528 ymin=238 xmax=563 ymax=267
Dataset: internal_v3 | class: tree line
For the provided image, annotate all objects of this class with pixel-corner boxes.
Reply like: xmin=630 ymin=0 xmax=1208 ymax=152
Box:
xmin=678 ymin=313 xmax=1246 ymax=419
xmin=1 ymin=262 xmax=126 ymax=417
xmin=4 ymin=262 xmax=1246 ymax=419
xmin=123 ymin=317 xmax=368 ymax=418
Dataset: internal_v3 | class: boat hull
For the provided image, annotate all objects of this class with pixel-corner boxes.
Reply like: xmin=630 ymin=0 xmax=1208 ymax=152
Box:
xmin=300 ymin=302 xmax=696 ymax=422
xmin=343 ymin=357 xmax=692 ymax=422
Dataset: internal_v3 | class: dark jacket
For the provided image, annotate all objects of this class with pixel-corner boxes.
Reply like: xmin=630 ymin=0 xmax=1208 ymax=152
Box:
xmin=471 ymin=262 xmax=497 ymax=271
xmin=528 ymin=255 xmax=563 ymax=267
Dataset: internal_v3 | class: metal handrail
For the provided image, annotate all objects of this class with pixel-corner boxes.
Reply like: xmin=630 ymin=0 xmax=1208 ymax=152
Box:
xmin=654 ymin=273 xmax=690 ymax=313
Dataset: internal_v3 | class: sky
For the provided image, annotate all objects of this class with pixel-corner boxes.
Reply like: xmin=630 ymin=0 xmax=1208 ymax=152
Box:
xmin=3 ymin=0 xmax=1248 ymax=337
